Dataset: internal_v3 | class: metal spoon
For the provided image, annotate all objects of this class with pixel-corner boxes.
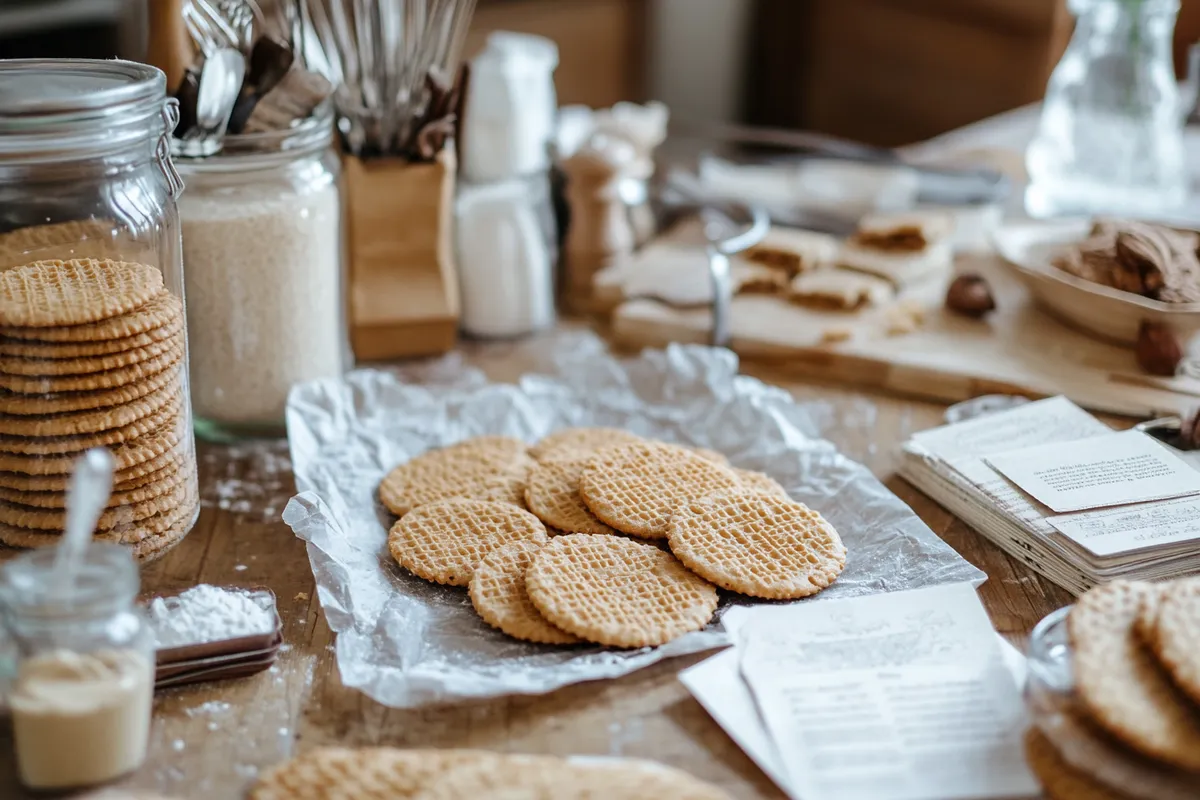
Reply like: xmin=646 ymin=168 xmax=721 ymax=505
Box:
xmin=52 ymin=449 xmax=115 ymax=598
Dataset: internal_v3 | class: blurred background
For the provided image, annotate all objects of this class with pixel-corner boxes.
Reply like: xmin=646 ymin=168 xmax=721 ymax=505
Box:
xmin=5 ymin=0 xmax=1199 ymax=147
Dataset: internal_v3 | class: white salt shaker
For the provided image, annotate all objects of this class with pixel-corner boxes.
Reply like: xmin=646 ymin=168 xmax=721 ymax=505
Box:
xmin=455 ymin=175 xmax=557 ymax=338
xmin=461 ymin=32 xmax=559 ymax=182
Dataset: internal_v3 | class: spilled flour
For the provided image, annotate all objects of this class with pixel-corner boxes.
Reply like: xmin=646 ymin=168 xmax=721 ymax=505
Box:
xmin=200 ymin=440 xmax=294 ymax=520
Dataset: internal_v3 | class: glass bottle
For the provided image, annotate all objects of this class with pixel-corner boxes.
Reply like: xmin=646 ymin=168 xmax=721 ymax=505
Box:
xmin=0 ymin=60 xmax=199 ymax=557
xmin=0 ymin=544 xmax=155 ymax=790
xmin=175 ymin=107 xmax=347 ymax=441
xmin=1026 ymin=0 xmax=1186 ymax=218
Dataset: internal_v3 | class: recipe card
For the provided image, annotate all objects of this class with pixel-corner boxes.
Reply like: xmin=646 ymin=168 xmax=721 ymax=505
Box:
xmin=984 ymin=429 xmax=1200 ymax=513
xmin=736 ymin=584 xmax=1036 ymax=800
xmin=1048 ymin=495 xmax=1200 ymax=557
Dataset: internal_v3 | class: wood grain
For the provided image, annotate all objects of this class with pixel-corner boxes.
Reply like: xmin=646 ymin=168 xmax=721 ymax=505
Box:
xmin=0 ymin=329 xmax=1073 ymax=799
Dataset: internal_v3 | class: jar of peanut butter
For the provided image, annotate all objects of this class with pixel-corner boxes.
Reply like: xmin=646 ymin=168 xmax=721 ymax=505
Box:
xmin=0 ymin=544 xmax=154 ymax=790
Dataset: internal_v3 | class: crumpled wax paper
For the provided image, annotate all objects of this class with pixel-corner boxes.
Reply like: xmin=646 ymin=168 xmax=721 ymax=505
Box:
xmin=282 ymin=332 xmax=983 ymax=708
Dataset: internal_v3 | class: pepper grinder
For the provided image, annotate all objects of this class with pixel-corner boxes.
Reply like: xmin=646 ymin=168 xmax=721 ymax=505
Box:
xmin=561 ymin=134 xmax=637 ymax=314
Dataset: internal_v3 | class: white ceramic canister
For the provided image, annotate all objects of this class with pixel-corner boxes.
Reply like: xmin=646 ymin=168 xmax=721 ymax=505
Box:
xmin=461 ymin=32 xmax=559 ymax=182
xmin=455 ymin=174 xmax=557 ymax=338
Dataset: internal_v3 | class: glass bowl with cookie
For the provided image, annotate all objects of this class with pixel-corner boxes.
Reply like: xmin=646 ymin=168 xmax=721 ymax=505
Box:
xmin=0 ymin=60 xmax=199 ymax=563
xmin=1025 ymin=581 xmax=1200 ymax=800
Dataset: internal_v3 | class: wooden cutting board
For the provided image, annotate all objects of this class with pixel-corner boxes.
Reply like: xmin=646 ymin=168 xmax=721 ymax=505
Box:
xmin=608 ymin=249 xmax=1200 ymax=418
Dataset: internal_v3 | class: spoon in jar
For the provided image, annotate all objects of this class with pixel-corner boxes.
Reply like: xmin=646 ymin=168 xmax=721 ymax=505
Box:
xmin=52 ymin=449 xmax=115 ymax=599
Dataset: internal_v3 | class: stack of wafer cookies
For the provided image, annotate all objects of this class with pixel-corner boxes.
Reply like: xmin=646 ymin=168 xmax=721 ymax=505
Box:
xmin=1027 ymin=579 xmax=1200 ymax=799
xmin=251 ymin=745 xmax=733 ymax=799
xmin=0 ymin=258 xmax=198 ymax=561
xmin=378 ymin=428 xmax=846 ymax=648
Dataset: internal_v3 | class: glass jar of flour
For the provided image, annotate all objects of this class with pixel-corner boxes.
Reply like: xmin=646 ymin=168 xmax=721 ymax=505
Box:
xmin=176 ymin=105 xmax=347 ymax=441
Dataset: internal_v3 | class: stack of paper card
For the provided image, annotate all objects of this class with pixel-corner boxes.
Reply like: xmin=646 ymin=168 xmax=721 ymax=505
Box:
xmin=898 ymin=397 xmax=1200 ymax=594
xmin=682 ymin=584 xmax=1035 ymax=800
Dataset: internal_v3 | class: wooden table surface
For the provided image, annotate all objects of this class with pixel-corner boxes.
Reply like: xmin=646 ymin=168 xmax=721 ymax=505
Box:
xmin=0 ymin=331 xmax=1077 ymax=799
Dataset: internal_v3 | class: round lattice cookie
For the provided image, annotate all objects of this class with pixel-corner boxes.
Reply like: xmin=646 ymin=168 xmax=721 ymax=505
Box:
xmin=0 ymin=393 xmax=182 ymax=456
xmin=0 ymin=330 xmax=180 ymax=376
xmin=578 ymin=442 xmax=739 ymax=539
xmin=529 ymin=427 xmax=643 ymax=462
xmin=1 ymin=292 xmax=183 ymax=343
xmin=1148 ymin=578 xmax=1200 ymax=708
xmin=389 ymin=499 xmax=548 ymax=586
xmin=378 ymin=436 xmax=530 ymax=517
xmin=667 ymin=489 xmax=845 ymax=599
xmin=0 ymin=439 xmax=189 ymax=492
xmin=0 ymin=376 xmax=180 ymax=436
xmin=468 ymin=540 xmax=580 ymax=644
xmin=0 ymin=259 xmax=165 ymax=328
xmin=1023 ymin=729 xmax=1128 ymax=800
xmin=688 ymin=446 xmax=729 ymax=465
xmin=0 ymin=408 xmax=185 ymax=475
xmin=0 ymin=341 xmax=181 ymax=394
xmin=0 ymin=460 xmax=188 ymax=509
xmin=250 ymin=747 xmax=489 ymax=800
xmin=0 ymin=302 xmax=182 ymax=359
xmin=526 ymin=533 xmax=718 ymax=648
xmin=1069 ymin=581 xmax=1200 ymax=771
xmin=524 ymin=456 xmax=619 ymax=536
xmin=732 ymin=468 xmax=789 ymax=498
xmin=421 ymin=753 xmax=733 ymax=799
xmin=0 ymin=358 xmax=181 ymax=416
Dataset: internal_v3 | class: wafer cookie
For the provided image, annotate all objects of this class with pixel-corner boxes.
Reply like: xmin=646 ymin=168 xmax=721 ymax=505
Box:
xmin=0 ymin=359 xmax=181 ymax=416
xmin=379 ymin=436 xmax=530 ymax=517
xmin=0 ymin=292 xmax=183 ymax=343
xmin=0 ymin=481 xmax=196 ymax=548
xmin=249 ymin=747 xmax=485 ymax=800
xmin=0 ymin=259 xmax=164 ymax=328
xmin=1024 ymin=729 xmax=1128 ymax=800
xmin=1147 ymin=578 xmax=1200 ymax=707
xmin=0 ymin=411 xmax=185 ymax=475
xmin=529 ymin=427 xmax=643 ymax=462
xmin=0 ymin=332 xmax=180 ymax=376
xmin=0 ymin=477 xmax=189 ymax=531
xmin=0 ymin=393 xmax=182 ymax=456
xmin=0 ymin=376 xmax=179 ymax=435
xmin=0 ymin=341 xmax=181 ymax=394
xmin=1069 ymin=581 xmax=1200 ymax=771
xmin=732 ymin=468 xmax=789 ymax=497
xmin=667 ymin=489 xmax=845 ymax=599
xmin=524 ymin=456 xmax=619 ymax=536
xmin=0 ymin=308 xmax=182 ymax=358
xmin=469 ymin=540 xmax=580 ymax=644
xmin=389 ymin=499 xmax=548 ymax=586
xmin=0 ymin=440 xmax=189 ymax=491
xmin=578 ymin=442 xmax=739 ymax=539
xmin=0 ymin=460 xmax=188 ymax=509
xmin=526 ymin=533 xmax=718 ymax=648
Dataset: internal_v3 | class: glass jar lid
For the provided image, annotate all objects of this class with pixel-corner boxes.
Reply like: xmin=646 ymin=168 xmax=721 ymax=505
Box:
xmin=0 ymin=543 xmax=139 ymax=620
xmin=0 ymin=59 xmax=171 ymax=161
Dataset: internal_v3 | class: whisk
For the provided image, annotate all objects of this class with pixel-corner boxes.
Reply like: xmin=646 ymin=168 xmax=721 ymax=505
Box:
xmin=304 ymin=0 xmax=477 ymax=157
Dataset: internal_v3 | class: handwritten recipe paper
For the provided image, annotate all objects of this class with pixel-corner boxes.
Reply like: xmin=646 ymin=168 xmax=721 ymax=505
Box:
xmin=985 ymin=430 xmax=1200 ymax=513
xmin=734 ymin=584 xmax=1036 ymax=800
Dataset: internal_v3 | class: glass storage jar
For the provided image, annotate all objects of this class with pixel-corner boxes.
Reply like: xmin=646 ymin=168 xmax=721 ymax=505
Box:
xmin=175 ymin=106 xmax=347 ymax=441
xmin=0 ymin=544 xmax=155 ymax=790
xmin=0 ymin=60 xmax=199 ymax=560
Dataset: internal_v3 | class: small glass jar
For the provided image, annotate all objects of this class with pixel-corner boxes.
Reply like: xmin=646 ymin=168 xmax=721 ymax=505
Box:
xmin=0 ymin=544 xmax=155 ymax=790
xmin=175 ymin=107 xmax=347 ymax=441
xmin=0 ymin=60 xmax=199 ymax=559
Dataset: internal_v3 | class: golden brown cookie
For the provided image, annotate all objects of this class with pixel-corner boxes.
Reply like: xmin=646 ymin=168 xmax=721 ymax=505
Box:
xmin=0 ymin=410 xmax=185 ymax=475
xmin=0 ymin=475 xmax=191 ymax=531
xmin=0 ymin=330 xmax=180 ymax=376
xmin=1148 ymin=578 xmax=1200 ymax=707
xmin=0 ymin=359 xmax=181 ymax=416
xmin=250 ymin=748 xmax=485 ymax=800
xmin=0 ymin=481 xmax=197 ymax=548
xmin=687 ymin=447 xmax=729 ymax=465
xmin=732 ymin=468 xmax=789 ymax=497
xmin=0 ymin=292 xmax=183 ymax=343
xmin=578 ymin=442 xmax=739 ymax=539
xmin=0 ymin=376 xmax=180 ymax=436
xmin=378 ymin=436 xmax=530 ymax=517
xmin=524 ymin=456 xmax=619 ymax=536
xmin=0 ymin=460 xmax=188 ymax=509
xmin=526 ymin=533 xmax=718 ymax=648
xmin=0 ymin=341 xmax=181 ymax=394
xmin=0 ymin=440 xmax=190 ymax=491
xmin=667 ymin=490 xmax=845 ymax=599
xmin=468 ymin=540 xmax=580 ymax=645
xmin=0 ymin=392 xmax=182 ymax=456
xmin=1069 ymin=581 xmax=1200 ymax=771
xmin=742 ymin=228 xmax=839 ymax=276
xmin=0 ymin=259 xmax=165 ymax=328
xmin=388 ymin=499 xmax=548 ymax=587
xmin=788 ymin=269 xmax=894 ymax=310
xmin=0 ymin=308 xmax=182 ymax=358
xmin=529 ymin=427 xmax=643 ymax=462
xmin=1024 ymin=729 xmax=1131 ymax=800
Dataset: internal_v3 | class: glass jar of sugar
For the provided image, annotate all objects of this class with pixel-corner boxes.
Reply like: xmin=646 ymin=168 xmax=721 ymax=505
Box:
xmin=0 ymin=544 xmax=154 ymax=790
xmin=0 ymin=60 xmax=199 ymax=559
xmin=175 ymin=104 xmax=347 ymax=441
